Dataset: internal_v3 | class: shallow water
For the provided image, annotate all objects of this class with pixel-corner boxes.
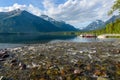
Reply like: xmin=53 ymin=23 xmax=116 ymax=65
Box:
xmin=67 ymin=36 xmax=118 ymax=42
xmin=0 ymin=34 xmax=119 ymax=49
xmin=0 ymin=43 xmax=24 ymax=49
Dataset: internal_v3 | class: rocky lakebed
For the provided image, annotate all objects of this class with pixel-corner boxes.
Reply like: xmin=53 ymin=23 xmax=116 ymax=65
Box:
xmin=0 ymin=41 xmax=120 ymax=80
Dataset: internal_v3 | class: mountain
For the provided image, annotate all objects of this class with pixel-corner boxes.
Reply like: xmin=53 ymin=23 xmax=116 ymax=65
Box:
xmin=40 ymin=15 xmax=78 ymax=31
xmin=40 ymin=15 xmax=56 ymax=22
xmin=105 ymin=15 xmax=120 ymax=24
xmin=0 ymin=9 xmax=78 ymax=33
xmin=102 ymin=15 xmax=120 ymax=34
xmin=83 ymin=15 xmax=120 ymax=31
xmin=83 ymin=20 xmax=105 ymax=31
xmin=0 ymin=9 xmax=22 ymax=19
xmin=89 ymin=18 xmax=120 ymax=34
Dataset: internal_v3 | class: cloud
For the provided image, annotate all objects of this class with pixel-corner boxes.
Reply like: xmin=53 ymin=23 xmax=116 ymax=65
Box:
xmin=27 ymin=4 xmax=42 ymax=16
xmin=0 ymin=3 xmax=42 ymax=16
xmin=0 ymin=3 xmax=26 ymax=12
xmin=42 ymin=0 xmax=115 ymax=27
xmin=0 ymin=0 xmax=116 ymax=28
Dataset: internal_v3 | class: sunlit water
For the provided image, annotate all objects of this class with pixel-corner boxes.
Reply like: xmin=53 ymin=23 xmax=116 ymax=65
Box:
xmin=0 ymin=35 xmax=119 ymax=49
xmin=66 ymin=36 xmax=118 ymax=42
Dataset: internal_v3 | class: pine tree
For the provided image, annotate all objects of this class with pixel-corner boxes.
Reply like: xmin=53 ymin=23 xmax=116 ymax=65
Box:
xmin=108 ymin=0 xmax=120 ymax=15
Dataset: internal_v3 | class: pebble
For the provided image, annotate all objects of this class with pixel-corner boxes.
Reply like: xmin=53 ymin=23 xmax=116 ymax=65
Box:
xmin=0 ymin=42 xmax=120 ymax=80
xmin=0 ymin=76 xmax=6 ymax=80
xmin=97 ymin=77 xmax=108 ymax=80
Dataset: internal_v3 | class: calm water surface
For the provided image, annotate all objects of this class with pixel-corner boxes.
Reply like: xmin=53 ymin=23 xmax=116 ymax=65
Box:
xmin=0 ymin=34 xmax=118 ymax=49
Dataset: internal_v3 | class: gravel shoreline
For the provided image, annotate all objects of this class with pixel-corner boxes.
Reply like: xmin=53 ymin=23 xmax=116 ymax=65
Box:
xmin=0 ymin=41 xmax=120 ymax=80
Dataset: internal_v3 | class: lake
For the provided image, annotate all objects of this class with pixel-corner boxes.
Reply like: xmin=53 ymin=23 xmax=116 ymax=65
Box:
xmin=0 ymin=34 xmax=118 ymax=49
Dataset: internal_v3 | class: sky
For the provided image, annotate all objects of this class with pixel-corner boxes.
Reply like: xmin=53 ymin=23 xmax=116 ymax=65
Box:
xmin=0 ymin=0 xmax=116 ymax=28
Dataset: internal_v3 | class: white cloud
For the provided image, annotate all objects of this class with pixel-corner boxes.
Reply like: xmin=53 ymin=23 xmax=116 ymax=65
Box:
xmin=0 ymin=3 xmax=42 ymax=16
xmin=0 ymin=3 xmax=26 ymax=12
xmin=27 ymin=4 xmax=42 ymax=16
xmin=0 ymin=0 xmax=116 ymax=28
xmin=42 ymin=0 xmax=115 ymax=27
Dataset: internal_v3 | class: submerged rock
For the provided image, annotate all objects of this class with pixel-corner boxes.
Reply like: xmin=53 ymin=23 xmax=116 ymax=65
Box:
xmin=74 ymin=69 xmax=81 ymax=74
xmin=0 ymin=42 xmax=120 ymax=79
xmin=2 ymin=54 xmax=9 ymax=58
xmin=0 ymin=76 xmax=8 ymax=80
xmin=19 ymin=62 xmax=27 ymax=70
xmin=97 ymin=77 xmax=108 ymax=80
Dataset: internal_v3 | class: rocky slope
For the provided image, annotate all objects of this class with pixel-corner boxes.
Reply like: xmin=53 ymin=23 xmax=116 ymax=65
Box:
xmin=0 ymin=9 xmax=78 ymax=33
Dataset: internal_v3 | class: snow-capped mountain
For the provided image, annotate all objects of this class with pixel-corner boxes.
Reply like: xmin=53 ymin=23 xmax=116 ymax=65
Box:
xmin=40 ymin=15 xmax=78 ymax=31
xmin=83 ymin=15 xmax=120 ymax=31
xmin=40 ymin=15 xmax=56 ymax=22
xmin=83 ymin=20 xmax=105 ymax=31
xmin=0 ymin=9 xmax=22 ymax=19
xmin=0 ymin=9 xmax=78 ymax=33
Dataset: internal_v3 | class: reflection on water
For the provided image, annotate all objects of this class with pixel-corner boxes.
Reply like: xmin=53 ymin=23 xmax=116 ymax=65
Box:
xmin=0 ymin=34 xmax=76 ymax=44
xmin=66 ymin=36 xmax=99 ymax=42
xmin=66 ymin=36 xmax=118 ymax=42
xmin=0 ymin=43 xmax=23 ymax=49
xmin=0 ymin=34 xmax=118 ymax=49
xmin=0 ymin=34 xmax=76 ymax=49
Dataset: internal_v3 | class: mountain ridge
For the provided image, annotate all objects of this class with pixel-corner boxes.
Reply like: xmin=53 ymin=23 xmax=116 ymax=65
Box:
xmin=0 ymin=9 xmax=78 ymax=33
xmin=83 ymin=15 xmax=120 ymax=31
xmin=82 ymin=20 xmax=105 ymax=31
xmin=40 ymin=14 xmax=78 ymax=31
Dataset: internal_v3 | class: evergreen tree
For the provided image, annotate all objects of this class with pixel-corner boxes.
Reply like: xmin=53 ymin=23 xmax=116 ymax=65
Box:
xmin=108 ymin=0 xmax=120 ymax=15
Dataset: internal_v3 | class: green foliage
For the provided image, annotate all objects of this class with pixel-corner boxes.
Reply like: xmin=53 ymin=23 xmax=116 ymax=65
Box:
xmin=105 ymin=19 xmax=120 ymax=33
xmin=88 ymin=19 xmax=120 ymax=35
xmin=108 ymin=0 xmax=120 ymax=15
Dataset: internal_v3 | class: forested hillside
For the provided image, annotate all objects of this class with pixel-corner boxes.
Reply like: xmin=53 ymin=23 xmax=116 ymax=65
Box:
xmin=88 ymin=19 xmax=120 ymax=35
xmin=105 ymin=19 xmax=120 ymax=33
xmin=89 ymin=0 xmax=120 ymax=35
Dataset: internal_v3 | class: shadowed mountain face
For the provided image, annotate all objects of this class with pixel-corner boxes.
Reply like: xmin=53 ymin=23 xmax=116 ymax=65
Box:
xmin=40 ymin=15 xmax=78 ymax=31
xmin=0 ymin=33 xmax=76 ymax=43
xmin=0 ymin=9 xmax=78 ymax=33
